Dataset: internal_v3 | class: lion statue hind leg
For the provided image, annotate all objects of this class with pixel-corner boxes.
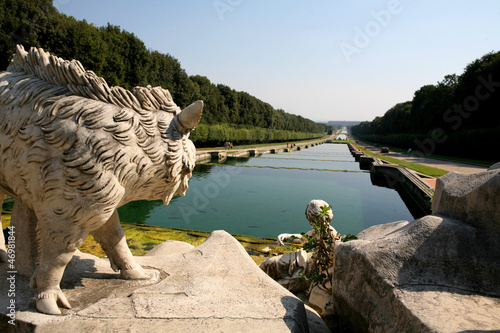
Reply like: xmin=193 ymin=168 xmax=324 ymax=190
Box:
xmin=91 ymin=209 xmax=150 ymax=280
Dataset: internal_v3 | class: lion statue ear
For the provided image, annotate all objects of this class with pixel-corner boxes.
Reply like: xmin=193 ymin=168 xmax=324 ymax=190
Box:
xmin=176 ymin=100 xmax=203 ymax=134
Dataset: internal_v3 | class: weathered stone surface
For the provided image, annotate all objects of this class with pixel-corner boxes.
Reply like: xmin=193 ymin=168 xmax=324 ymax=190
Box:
xmin=432 ymin=169 xmax=500 ymax=235
xmin=333 ymin=215 xmax=500 ymax=332
xmin=1 ymin=230 xmax=329 ymax=332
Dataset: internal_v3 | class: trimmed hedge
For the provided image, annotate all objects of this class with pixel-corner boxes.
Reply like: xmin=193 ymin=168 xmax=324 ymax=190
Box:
xmin=190 ymin=123 xmax=325 ymax=147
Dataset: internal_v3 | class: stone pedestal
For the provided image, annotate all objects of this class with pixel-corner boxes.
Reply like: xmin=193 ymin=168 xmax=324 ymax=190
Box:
xmin=0 ymin=230 xmax=328 ymax=333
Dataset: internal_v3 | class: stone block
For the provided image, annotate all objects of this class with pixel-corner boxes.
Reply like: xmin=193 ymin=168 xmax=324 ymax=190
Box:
xmin=432 ymin=169 xmax=500 ymax=235
xmin=332 ymin=216 xmax=500 ymax=332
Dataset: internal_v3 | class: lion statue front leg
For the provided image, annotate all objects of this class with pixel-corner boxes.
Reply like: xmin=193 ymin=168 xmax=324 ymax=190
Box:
xmin=29 ymin=209 xmax=150 ymax=315
xmin=29 ymin=227 xmax=78 ymax=315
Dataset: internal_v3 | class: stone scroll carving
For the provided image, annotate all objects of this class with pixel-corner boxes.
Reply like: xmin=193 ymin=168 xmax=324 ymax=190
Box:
xmin=0 ymin=45 xmax=203 ymax=315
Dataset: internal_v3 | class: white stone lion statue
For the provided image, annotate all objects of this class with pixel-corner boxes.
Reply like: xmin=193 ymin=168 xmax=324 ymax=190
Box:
xmin=0 ymin=45 xmax=203 ymax=314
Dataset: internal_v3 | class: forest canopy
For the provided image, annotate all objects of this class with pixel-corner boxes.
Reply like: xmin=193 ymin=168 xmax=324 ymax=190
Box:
xmin=0 ymin=0 xmax=330 ymax=146
xmin=351 ymin=50 xmax=500 ymax=161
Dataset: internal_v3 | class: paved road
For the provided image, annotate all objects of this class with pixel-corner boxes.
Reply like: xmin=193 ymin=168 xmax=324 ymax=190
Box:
xmin=357 ymin=143 xmax=492 ymax=174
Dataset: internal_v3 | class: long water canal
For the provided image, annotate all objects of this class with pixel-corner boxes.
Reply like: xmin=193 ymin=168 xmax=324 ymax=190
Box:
xmin=118 ymin=144 xmax=414 ymax=238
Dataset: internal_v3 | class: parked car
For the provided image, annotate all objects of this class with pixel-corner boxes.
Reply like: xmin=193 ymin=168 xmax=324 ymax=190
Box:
xmin=380 ymin=147 xmax=389 ymax=153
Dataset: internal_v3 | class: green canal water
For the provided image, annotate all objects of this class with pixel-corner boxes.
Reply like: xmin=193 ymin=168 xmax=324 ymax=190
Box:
xmin=118 ymin=144 xmax=414 ymax=238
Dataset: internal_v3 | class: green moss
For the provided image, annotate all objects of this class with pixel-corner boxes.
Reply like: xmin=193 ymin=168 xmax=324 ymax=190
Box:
xmin=1 ymin=213 xmax=11 ymax=230
xmin=89 ymin=223 xmax=297 ymax=264
xmin=79 ymin=234 xmax=106 ymax=258
xmin=0 ymin=211 xmax=294 ymax=265
xmin=3 ymin=206 xmax=291 ymax=265
xmin=250 ymin=254 xmax=268 ymax=266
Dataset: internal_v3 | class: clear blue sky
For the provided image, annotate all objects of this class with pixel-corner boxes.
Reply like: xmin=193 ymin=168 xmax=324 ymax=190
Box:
xmin=55 ymin=0 xmax=500 ymax=122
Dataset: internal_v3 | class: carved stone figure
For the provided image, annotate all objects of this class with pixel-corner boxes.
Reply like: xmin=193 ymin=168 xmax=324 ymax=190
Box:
xmin=0 ymin=45 xmax=203 ymax=315
xmin=261 ymin=200 xmax=338 ymax=292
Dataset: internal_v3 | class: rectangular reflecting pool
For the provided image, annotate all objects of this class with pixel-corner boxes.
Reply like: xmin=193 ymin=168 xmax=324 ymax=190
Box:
xmin=118 ymin=144 xmax=414 ymax=238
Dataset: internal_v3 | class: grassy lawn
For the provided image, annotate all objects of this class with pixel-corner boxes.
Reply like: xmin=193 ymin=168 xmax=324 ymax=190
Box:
xmin=350 ymin=141 xmax=449 ymax=178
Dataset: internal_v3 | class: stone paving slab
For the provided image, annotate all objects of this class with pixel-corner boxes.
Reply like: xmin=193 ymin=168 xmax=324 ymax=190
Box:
xmin=0 ymin=231 xmax=328 ymax=333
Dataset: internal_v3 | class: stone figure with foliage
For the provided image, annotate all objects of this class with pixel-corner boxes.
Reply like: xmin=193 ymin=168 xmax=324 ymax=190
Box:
xmin=0 ymin=45 xmax=203 ymax=315
xmin=261 ymin=200 xmax=357 ymax=316
xmin=300 ymin=201 xmax=355 ymax=316
xmin=300 ymin=202 xmax=337 ymax=292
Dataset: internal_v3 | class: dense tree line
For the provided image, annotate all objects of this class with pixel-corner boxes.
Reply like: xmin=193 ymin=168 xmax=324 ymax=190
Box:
xmin=0 ymin=0 xmax=328 ymax=146
xmin=352 ymin=51 xmax=500 ymax=160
